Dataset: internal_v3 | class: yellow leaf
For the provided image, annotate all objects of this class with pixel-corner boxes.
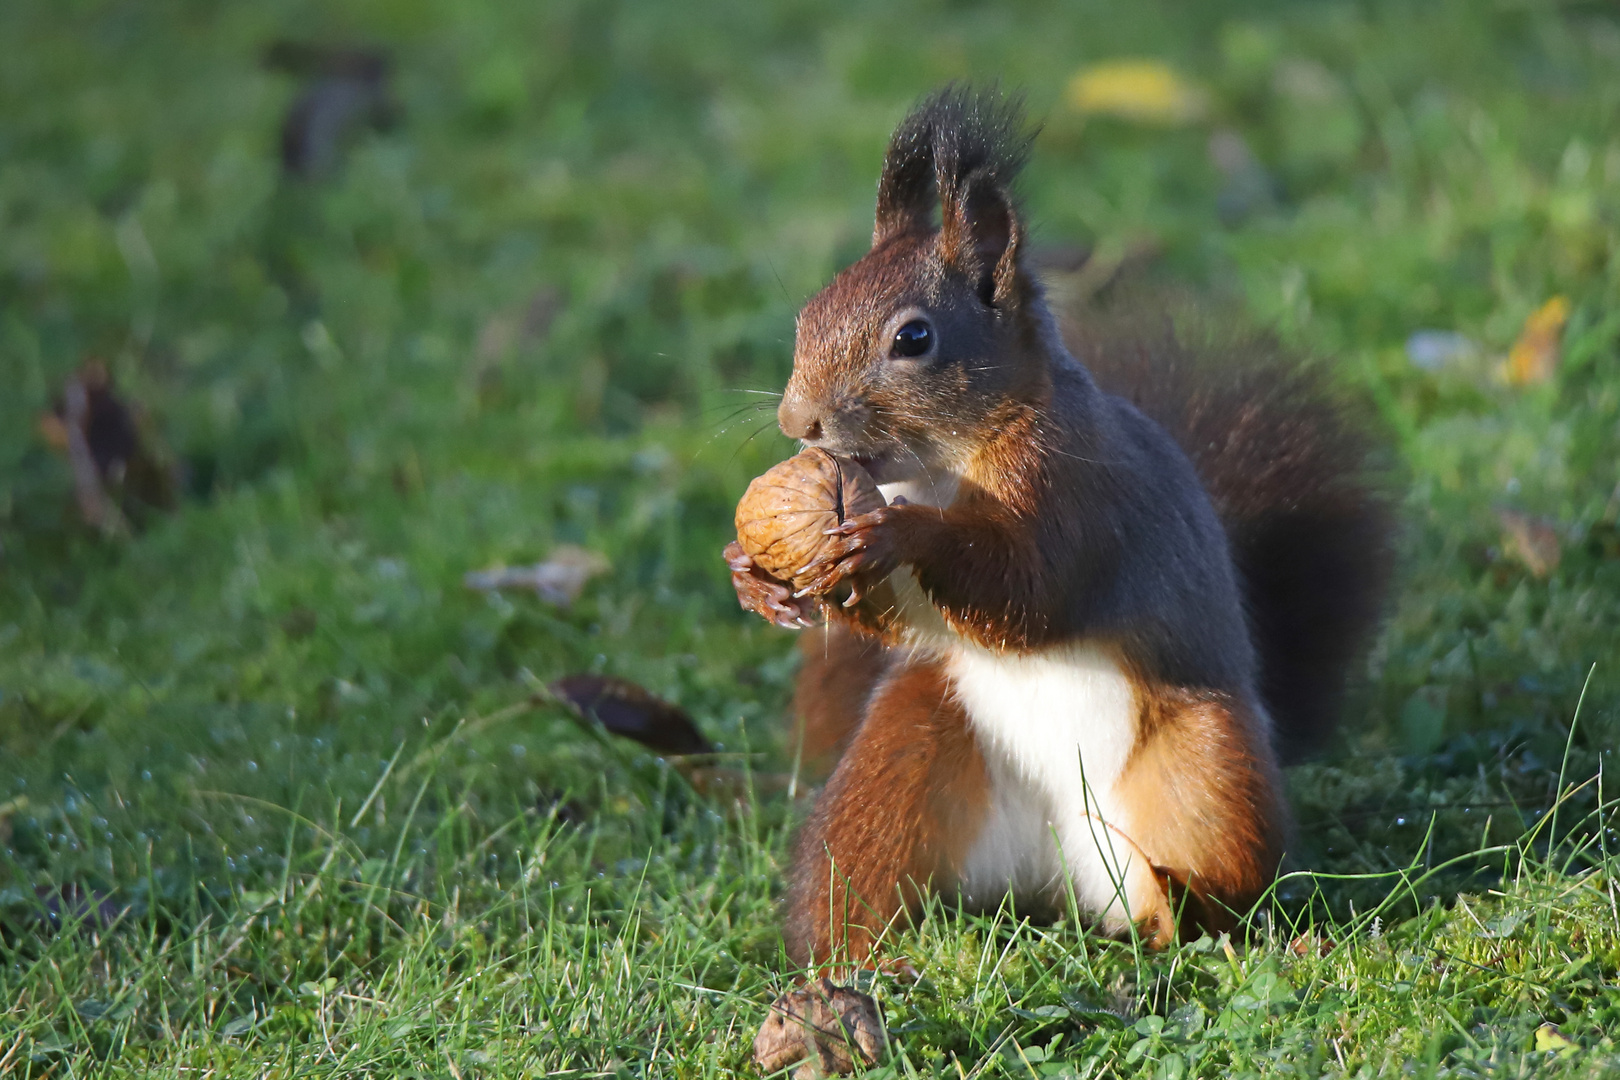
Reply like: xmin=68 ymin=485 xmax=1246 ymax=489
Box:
xmin=1507 ymin=296 xmax=1570 ymax=386
xmin=1066 ymin=60 xmax=1206 ymax=124
xmin=1535 ymin=1022 xmax=1576 ymax=1053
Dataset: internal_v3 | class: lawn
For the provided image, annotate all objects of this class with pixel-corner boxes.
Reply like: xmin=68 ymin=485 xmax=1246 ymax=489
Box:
xmin=3 ymin=0 xmax=1620 ymax=1075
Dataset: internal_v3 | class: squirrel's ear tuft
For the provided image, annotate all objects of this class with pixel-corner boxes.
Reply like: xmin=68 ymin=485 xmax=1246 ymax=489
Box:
xmin=873 ymin=108 xmax=938 ymax=245
xmin=873 ymin=84 xmax=1035 ymax=305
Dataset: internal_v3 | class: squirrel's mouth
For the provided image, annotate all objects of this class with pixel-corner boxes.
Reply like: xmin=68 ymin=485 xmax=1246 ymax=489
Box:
xmin=848 ymin=450 xmax=894 ymax=482
xmin=850 ymin=448 xmax=932 ymax=486
xmin=799 ymin=435 xmax=896 ymax=480
xmin=820 ymin=436 xmax=932 ymax=485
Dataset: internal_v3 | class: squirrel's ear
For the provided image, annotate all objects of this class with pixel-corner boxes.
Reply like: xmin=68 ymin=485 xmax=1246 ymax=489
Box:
xmin=873 ymin=128 xmax=937 ymax=245
xmin=939 ymin=170 xmax=1025 ymax=308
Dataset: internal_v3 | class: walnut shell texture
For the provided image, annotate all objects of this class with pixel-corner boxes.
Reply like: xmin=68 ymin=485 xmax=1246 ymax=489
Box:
xmin=734 ymin=449 xmax=883 ymax=587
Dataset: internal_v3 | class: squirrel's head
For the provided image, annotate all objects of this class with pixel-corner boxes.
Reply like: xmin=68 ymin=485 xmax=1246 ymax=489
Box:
xmin=780 ymin=85 xmax=1047 ymax=487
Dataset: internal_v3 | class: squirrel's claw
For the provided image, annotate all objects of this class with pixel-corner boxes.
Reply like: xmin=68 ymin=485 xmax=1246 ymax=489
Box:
xmin=726 ymin=541 xmax=820 ymax=629
xmin=793 ymin=522 xmax=900 ymax=601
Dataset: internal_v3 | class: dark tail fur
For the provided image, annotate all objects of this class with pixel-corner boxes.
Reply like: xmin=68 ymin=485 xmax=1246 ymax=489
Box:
xmin=1067 ymin=304 xmax=1394 ymax=762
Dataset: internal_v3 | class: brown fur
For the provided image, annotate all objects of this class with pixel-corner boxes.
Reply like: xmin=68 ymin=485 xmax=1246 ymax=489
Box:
xmin=791 ymin=625 xmax=889 ymax=778
xmin=1118 ymin=679 xmax=1286 ymax=936
xmin=1069 ymin=307 xmax=1394 ymax=760
xmin=785 ymin=660 xmax=990 ymax=966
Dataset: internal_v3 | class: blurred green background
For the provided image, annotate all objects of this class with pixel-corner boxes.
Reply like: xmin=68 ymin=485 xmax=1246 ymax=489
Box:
xmin=4 ymin=0 xmax=1620 ymax=1073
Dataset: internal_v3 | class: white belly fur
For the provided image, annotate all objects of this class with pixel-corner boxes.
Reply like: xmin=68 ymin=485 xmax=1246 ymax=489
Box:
xmin=876 ymin=471 xmax=1153 ymax=928
xmin=946 ymin=641 xmax=1148 ymax=928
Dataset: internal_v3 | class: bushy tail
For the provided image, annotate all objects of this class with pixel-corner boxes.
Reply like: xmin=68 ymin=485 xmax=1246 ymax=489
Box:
xmin=1067 ymin=302 xmax=1394 ymax=762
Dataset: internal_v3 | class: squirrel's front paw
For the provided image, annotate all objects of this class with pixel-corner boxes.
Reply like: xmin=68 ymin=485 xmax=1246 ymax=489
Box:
xmin=793 ymin=505 xmax=909 ymax=607
xmin=725 ymin=542 xmax=820 ymax=629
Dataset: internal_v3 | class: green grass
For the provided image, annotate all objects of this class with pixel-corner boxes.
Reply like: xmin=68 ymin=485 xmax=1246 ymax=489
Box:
xmin=4 ymin=0 xmax=1620 ymax=1074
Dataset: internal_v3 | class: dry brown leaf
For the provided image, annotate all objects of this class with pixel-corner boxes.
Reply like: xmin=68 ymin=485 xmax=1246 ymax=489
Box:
xmin=875 ymin=956 xmax=921 ymax=983
xmin=1506 ymin=296 xmax=1570 ymax=386
xmin=38 ymin=360 xmax=175 ymax=534
xmin=463 ymin=545 xmax=609 ymax=607
xmin=754 ymin=978 xmax=887 ymax=1079
xmin=1497 ymin=507 xmax=1561 ymax=578
xmin=1289 ymin=933 xmax=1336 ymax=958
xmin=264 ymin=42 xmax=396 ymax=178
xmin=549 ymin=673 xmax=713 ymax=756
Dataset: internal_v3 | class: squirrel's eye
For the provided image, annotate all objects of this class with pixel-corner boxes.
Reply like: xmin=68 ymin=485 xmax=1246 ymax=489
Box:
xmin=891 ymin=319 xmax=933 ymax=358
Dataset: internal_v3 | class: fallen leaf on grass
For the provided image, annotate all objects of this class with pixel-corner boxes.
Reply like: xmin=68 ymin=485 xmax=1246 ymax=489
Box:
xmin=1506 ymin=296 xmax=1570 ymax=386
xmin=536 ymin=676 xmax=802 ymax=802
xmin=1288 ymin=933 xmax=1336 ymax=958
xmin=1496 ymin=508 xmax=1561 ymax=578
xmin=37 ymin=360 xmax=176 ymax=534
xmin=264 ymin=41 xmax=397 ymax=179
xmin=548 ymin=674 xmax=714 ymax=756
xmin=755 ymin=978 xmax=887 ymax=1080
xmin=464 ymin=545 xmax=610 ymax=607
xmin=1066 ymin=60 xmax=1206 ymax=124
xmin=874 ymin=956 xmax=921 ymax=983
xmin=1535 ymin=1022 xmax=1576 ymax=1054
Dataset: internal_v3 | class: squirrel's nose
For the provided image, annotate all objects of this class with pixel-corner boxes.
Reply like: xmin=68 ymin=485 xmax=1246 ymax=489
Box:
xmin=778 ymin=397 xmax=824 ymax=442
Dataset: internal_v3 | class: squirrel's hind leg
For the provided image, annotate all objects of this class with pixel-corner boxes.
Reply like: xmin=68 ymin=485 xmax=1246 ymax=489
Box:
xmin=784 ymin=658 xmax=990 ymax=967
xmin=1114 ymin=687 xmax=1288 ymax=939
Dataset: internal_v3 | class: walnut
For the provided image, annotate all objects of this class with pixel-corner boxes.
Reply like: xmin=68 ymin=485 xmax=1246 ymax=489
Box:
xmin=734 ymin=449 xmax=883 ymax=588
xmin=753 ymin=979 xmax=887 ymax=1079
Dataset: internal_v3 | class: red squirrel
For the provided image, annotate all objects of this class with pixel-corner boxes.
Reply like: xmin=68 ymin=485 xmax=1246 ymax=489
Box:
xmin=724 ymin=86 xmax=1391 ymax=964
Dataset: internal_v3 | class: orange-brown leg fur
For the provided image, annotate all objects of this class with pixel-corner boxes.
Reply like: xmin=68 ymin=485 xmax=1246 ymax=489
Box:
xmin=785 ymin=659 xmax=989 ymax=967
xmin=1115 ymin=688 xmax=1287 ymax=939
xmin=791 ymin=624 xmax=890 ymax=779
